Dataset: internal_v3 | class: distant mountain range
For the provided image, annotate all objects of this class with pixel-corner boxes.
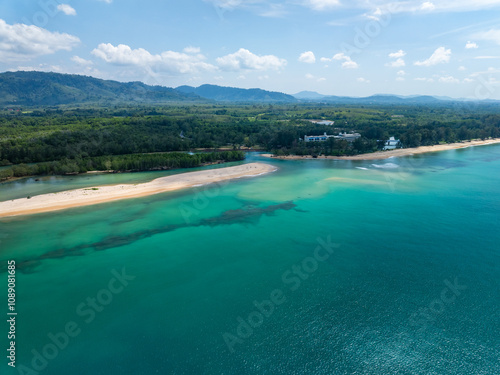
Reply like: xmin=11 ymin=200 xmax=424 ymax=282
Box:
xmin=292 ymin=91 xmax=496 ymax=104
xmin=0 ymin=71 xmax=497 ymax=107
xmin=176 ymin=84 xmax=296 ymax=102
xmin=0 ymin=71 xmax=200 ymax=106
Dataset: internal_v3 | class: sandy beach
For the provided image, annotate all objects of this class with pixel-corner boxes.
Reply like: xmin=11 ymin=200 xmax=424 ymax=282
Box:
xmin=0 ymin=163 xmax=277 ymax=218
xmin=262 ymin=138 xmax=500 ymax=161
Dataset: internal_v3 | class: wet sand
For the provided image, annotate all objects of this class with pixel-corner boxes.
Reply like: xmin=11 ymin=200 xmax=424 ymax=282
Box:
xmin=0 ymin=163 xmax=277 ymax=218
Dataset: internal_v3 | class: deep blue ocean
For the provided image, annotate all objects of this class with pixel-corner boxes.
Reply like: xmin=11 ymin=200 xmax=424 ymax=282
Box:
xmin=1 ymin=145 xmax=499 ymax=374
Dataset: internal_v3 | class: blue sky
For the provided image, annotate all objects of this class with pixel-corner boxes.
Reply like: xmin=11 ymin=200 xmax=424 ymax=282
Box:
xmin=1 ymin=0 xmax=500 ymax=99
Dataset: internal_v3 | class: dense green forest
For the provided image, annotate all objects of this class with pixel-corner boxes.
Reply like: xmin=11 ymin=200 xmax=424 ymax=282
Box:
xmin=0 ymin=103 xmax=499 ymax=180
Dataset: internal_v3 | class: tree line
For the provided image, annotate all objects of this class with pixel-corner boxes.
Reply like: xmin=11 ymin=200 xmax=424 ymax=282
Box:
xmin=0 ymin=151 xmax=244 ymax=181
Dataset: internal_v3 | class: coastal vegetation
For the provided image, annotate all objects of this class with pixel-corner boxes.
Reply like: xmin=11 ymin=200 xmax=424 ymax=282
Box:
xmin=1 ymin=102 xmax=499 ymax=180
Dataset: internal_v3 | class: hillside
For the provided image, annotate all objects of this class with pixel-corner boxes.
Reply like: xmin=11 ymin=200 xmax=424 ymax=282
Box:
xmin=0 ymin=71 xmax=201 ymax=106
xmin=176 ymin=84 xmax=297 ymax=102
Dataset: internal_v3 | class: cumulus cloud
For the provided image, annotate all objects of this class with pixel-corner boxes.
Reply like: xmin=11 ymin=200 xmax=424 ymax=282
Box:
xmin=0 ymin=19 xmax=80 ymax=61
xmin=298 ymin=51 xmax=316 ymax=63
xmin=184 ymin=46 xmax=201 ymax=54
xmin=306 ymin=0 xmax=341 ymax=11
xmin=414 ymin=46 xmax=451 ymax=66
xmin=57 ymin=4 xmax=77 ymax=16
xmin=465 ymin=41 xmax=478 ymax=49
xmin=380 ymin=0 xmax=500 ymax=14
xmin=332 ymin=53 xmax=359 ymax=69
xmin=397 ymin=70 xmax=406 ymax=76
xmin=389 ymin=50 xmax=406 ymax=59
xmin=386 ymin=50 xmax=406 ymax=67
xmin=357 ymin=77 xmax=370 ymax=83
xmin=414 ymin=77 xmax=434 ymax=82
xmin=438 ymin=75 xmax=460 ymax=83
xmin=216 ymin=48 xmax=287 ymax=71
xmin=92 ymin=43 xmax=216 ymax=74
xmin=386 ymin=58 xmax=405 ymax=68
xmin=420 ymin=2 xmax=436 ymax=11
xmin=71 ymin=56 xmax=93 ymax=66
xmin=305 ymin=73 xmax=326 ymax=82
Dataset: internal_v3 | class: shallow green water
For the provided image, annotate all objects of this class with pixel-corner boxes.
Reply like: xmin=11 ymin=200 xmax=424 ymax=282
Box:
xmin=1 ymin=146 xmax=499 ymax=374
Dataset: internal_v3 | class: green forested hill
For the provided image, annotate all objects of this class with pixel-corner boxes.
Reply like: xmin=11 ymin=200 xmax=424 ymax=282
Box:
xmin=0 ymin=71 xmax=202 ymax=106
xmin=176 ymin=84 xmax=297 ymax=102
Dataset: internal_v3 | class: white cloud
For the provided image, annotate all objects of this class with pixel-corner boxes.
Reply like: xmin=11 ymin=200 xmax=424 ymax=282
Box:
xmin=184 ymin=46 xmax=201 ymax=54
xmin=386 ymin=50 xmax=406 ymax=67
xmin=386 ymin=58 xmax=405 ymax=68
xmin=92 ymin=44 xmax=160 ymax=65
xmin=463 ymin=78 xmax=474 ymax=83
xmin=332 ymin=52 xmax=359 ymax=69
xmin=341 ymin=60 xmax=359 ymax=69
xmin=397 ymin=70 xmax=406 ymax=76
xmin=0 ymin=19 xmax=80 ymax=61
xmin=206 ymin=0 xmax=244 ymax=9
xmin=389 ymin=50 xmax=406 ymax=59
xmin=306 ymin=0 xmax=341 ymax=11
xmin=305 ymin=73 xmax=326 ymax=82
xmin=465 ymin=41 xmax=478 ymax=49
xmin=260 ymin=3 xmax=288 ymax=17
xmin=98 ymin=0 xmax=113 ymax=3
xmin=469 ymin=67 xmax=500 ymax=77
xmin=420 ymin=2 xmax=436 ymax=11
xmin=364 ymin=7 xmax=383 ymax=21
xmin=414 ymin=46 xmax=451 ymax=66
xmin=320 ymin=57 xmax=332 ymax=62
xmin=380 ymin=1 xmax=500 ymax=14
xmin=473 ymin=29 xmax=500 ymax=45
xmin=474 ymin=55 xmax=500 ymax=59
xmin=71 ymin=56 xmax=93 ymax=66
xmin=458 ymin=66 xmax=466 ymax=71
xmin=298 ymin=51 xmax=316 ymax=64
xmin=438 ymin=75 xmax=460 ymax=83
xmin=357 ymin=77 xmax=370 ymax=83
xmin=216 ymin=48 xmax=287 ymax=71
xmin=396 ymin=77 xmax=405 ymax=81
xmin=57 ymin=4 xmax=77 ymax=16
xmin=92 ymin=43 xmax=216 ymax=74
xmin=414 ymin=77 xmax=434 ymax=82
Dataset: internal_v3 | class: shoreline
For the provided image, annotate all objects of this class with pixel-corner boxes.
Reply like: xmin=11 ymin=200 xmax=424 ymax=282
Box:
xmin=262 ymin=138 xmax=500 ymax=161
xmin=0 ymin=163 xmax=277 ymax=218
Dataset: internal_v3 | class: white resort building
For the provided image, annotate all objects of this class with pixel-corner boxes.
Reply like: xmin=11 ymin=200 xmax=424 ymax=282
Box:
xmin=307 ymin=120 xmax=335 ymax=125
xmin=304 ymin=132 xmax=361 ymax=142
xmin=383 ymin=136 xmax=401 ymax=150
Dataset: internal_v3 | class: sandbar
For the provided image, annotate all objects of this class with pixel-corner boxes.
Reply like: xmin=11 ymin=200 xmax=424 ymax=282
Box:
xmin=0 ymin=163 xmax=277 ymax=218
xmin=262 ymin=138 xmax=500 ymax=161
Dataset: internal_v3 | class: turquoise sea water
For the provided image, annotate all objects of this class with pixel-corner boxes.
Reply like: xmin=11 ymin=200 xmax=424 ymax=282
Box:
xmin=1 ymin=146 xmax=499 ymax=375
